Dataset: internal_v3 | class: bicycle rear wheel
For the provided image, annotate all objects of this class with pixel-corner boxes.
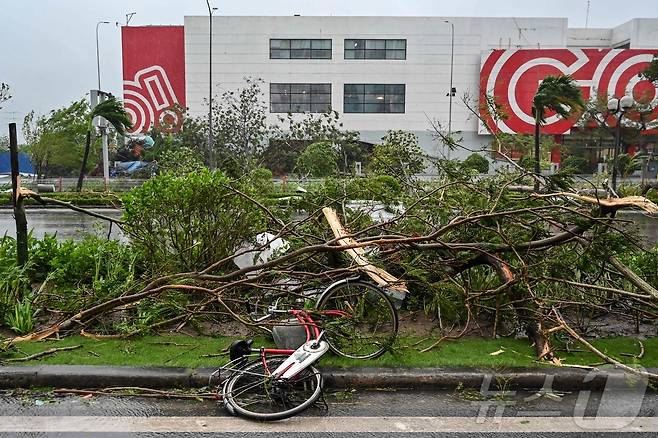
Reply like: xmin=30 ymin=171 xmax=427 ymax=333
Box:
xmin=223 ymin=356 xmax=323 ymax=421
xmin=316 ymin=280 xmax=398 ymax=359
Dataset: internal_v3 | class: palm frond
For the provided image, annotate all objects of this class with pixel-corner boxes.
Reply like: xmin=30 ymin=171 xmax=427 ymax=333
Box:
xmin=90 ymin=97 xmax=132 ymax=135
xmin=532 ymin=75 xmax=586 ymax=125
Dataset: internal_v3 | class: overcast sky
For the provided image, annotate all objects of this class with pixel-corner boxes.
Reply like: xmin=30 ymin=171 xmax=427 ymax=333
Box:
xmin=1 ymin=0 xmax=657 ymax=137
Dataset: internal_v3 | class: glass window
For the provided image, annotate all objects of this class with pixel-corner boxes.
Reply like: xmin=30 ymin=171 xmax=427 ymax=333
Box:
xmin=311 ymin=40 xmax=331 ymax=50
xmin=311 ymin=49 xmax=332 ymax=59
xmin=291 ymin=84 xmax=310 ymax=94
xmin=270 ymin=39 xmax=332 ymax=59
xmin=365 ymin=40 xmax=386 ymax=49
xmin=343 ymin=84 xmax=405 ymax=113
xmin=270 ymin=39 xmax=290 ymax=49
xmin=344 ymin=39 xmax=406 ymax=60
xmin=311 ymin=83 xmax=331 ymax=94
xmin=365 ymin=84 xmax=386 ymax=94
xmin=386 ymin=40 xmax=406 ymax=50
xmin=270 ymin=83 xmax=332 ymax=113
xmin=291 ymin=49 xmax=311 ymax=59
xmin=344 ymin=84 xmax=364 ymax=94
xmin=344 ymin=103 xmax=364 ymax=113
xmin=386 ymin=50 xmax=406 ymax=60
xmin=311 ymin=102 xmax=331 ymax=112
xmin=291 ymin=40 xmax=311 ymax=49
xmin=291 ymin=93 xmax=311 ymax=104
xmin=270 ymin=83 xmax=290 ymax=94
xmin=270 ymin=49 xmax=290 ymax=59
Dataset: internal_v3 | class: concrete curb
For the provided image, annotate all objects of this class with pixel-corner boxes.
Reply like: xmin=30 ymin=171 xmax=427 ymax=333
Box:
xmin=2 ymin=365 xmax=654 ymax=391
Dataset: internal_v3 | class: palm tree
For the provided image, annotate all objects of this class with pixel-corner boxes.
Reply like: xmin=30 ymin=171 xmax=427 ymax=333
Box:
xmin=77 ymin=96 xmax=132 ymax=191
xmin=532 ymin=75 xmax=585 ymax=191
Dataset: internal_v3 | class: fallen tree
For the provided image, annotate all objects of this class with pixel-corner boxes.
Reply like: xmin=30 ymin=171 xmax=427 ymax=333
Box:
xmin=4 ymin=166 xmax=657 ymax=370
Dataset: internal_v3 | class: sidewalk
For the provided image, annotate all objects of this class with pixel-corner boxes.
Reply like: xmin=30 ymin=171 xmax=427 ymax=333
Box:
xmin=0 ymin=364 xmax=643 ymax=391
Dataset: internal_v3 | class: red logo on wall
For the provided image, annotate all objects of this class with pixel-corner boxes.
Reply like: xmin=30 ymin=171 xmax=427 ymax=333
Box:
xmin=121 ymin=26 xmax=186 ymax=133
xmin=479 ymin=49 xmax=658 ymax=135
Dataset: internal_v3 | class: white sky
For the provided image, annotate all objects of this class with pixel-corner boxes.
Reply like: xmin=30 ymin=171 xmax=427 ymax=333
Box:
xmin=1 ymin=0 xmax=657 ymax=136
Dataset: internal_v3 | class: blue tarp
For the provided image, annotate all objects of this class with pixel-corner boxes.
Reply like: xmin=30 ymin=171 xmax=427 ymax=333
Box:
xmin=0 ymin=152 xmax=35 ymax=176
xmin=115 ymin=161 xmax=149 ymax=174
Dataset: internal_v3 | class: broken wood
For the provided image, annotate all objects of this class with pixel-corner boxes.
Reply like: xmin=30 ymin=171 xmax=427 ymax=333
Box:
xmin=533 ymin=193 xmax=658 ymax=215
xmin=322 ymin=207 xmax=408 ymax=297
xmin=3 ymin=345 xmax=81 ymax=362
xmin=553 ymin=309 xmax=658 ymax=381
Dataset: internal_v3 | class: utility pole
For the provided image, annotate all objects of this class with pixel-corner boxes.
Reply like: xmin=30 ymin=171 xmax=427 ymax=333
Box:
xmin=206 ymin=1 xmax=217 ymax=169
xmin=96 ymin=21 xmax=110 ymax=190
xmin=444 ymin=20 xmax=455 ymax=160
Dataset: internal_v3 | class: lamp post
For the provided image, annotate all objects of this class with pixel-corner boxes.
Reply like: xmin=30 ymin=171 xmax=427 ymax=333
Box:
xmin=95 ymin=21 xmax=110 ymax=190
xmin=607 ymin=95 xmax=634 ymax=192
xmin=95 ymin=21 xmax=110 ymax=90
xmin=444 ymin=20 xmax=455 ymax=160
xmin=206 ymin=1 xmax=218 ymax=169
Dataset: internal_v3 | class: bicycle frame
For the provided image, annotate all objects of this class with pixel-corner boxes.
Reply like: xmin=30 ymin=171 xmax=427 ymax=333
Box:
xmin=213 ymin=308 xmax=347 ymax=388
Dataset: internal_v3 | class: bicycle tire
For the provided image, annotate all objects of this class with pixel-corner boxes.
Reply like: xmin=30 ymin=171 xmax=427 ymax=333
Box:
xmin=315 ymin=280 xmax=398 ymax=359
xmin=223 ymin=356 xmax=323 ymax=421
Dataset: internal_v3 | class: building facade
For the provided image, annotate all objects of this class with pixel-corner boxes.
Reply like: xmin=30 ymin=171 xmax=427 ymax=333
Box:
xmin=121 ymin=16 xmax=658 ymax=170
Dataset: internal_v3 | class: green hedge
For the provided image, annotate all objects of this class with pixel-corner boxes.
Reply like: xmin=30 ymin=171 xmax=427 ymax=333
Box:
xmin=0 ymin=191 xmax=122 ymax=207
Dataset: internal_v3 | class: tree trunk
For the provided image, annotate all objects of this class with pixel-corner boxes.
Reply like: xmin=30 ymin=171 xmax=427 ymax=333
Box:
xmin=534 ymin=120 xmax=541 ymax=192
xmin=76 ymin=130 xmax=92 ymax=192
xmin=9 ymin=123 xmax=28 ymax=267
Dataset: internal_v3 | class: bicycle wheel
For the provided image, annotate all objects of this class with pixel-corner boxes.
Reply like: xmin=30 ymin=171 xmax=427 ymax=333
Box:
xmin=316 ymin=280 xmax=398 ymax=359
xmin=223 ymin=356 xmax=323 ymax=421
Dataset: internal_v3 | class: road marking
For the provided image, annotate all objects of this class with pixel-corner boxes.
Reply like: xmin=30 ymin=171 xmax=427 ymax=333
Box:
xmin=0 ymin=416 xmax=657 ymax=433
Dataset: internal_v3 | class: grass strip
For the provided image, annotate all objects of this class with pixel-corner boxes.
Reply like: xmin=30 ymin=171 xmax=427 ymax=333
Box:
xmin=2 ymin=335 xmax=656 ymax=370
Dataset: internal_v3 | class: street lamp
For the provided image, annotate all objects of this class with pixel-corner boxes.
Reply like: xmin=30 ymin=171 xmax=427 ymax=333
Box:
xmin=444 ymin=21 xmax=455 ymax=135
xmin=95 ymin=21 xmax=110 ymax=90
xmin=607 ymin=95 xmax=634 ymax=192
xmin=206 ymin=1 xmax=218 ymax=169
xmin=444 ymin=20 xmax=455 ymax=160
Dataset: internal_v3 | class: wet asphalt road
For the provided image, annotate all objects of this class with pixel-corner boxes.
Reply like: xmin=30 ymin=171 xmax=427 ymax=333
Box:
xmin=1 ymin=388 xmax=657 ymax=437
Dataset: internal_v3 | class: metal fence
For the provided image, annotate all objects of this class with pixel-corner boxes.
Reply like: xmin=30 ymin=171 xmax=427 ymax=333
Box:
xmin=23 ymin=177 xmax=147 ymax=192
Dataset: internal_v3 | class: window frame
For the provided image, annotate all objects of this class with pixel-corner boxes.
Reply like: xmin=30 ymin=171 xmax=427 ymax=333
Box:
xmin=269 ymin=39 xmax=332 ymax=59
xmin=343 ymin=84 xmax=405 ymax=114
xmin=270 ymin=83 xmax=333 ymax=113
xmin=344 ymin=39 xmax=407 ymax=60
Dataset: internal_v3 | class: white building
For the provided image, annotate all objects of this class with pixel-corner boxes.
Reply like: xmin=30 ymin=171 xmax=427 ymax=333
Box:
xmin=122 ymin=16 xmax=658 ymax=168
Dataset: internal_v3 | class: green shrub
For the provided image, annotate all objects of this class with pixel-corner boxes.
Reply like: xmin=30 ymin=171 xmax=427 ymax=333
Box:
xmin=561 ymin=156 xmax=588 ymax=173
xmin=5 ymin=299 xmax=34 ymax=335
xmin=249 ymin=167 xmax=275 ymax=195
xmin=462 ymin=153 xmax=490 ymax=174
xmin=157 ymin=146 xmax=205 ymax=176
xmin=0 ymin=191 xmax=122 ymax=207
xmin=296 ymin=141 xmax=338 ymax=177
xmin=518 ymin=155 xmax=535 ymax=171
xmin=369 ymin=130 xmax=426 ymax=181
xmin=122 ymin=170 xmax=269 ymax=273
xmin=0 ymin=237 xmax=31 ymax=320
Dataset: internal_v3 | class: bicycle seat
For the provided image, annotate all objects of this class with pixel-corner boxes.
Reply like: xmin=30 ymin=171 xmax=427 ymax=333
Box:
xmin=229 ymin=339 xmax=253 ymax=361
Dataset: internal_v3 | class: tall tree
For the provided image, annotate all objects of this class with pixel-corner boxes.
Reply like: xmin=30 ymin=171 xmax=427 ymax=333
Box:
xmin=211 ymin=77 xmax=269 ymax=175
xmin=77 ymin=96 xmax=131 ymax=191
xmin=22 ymin=100 xmax=89 ymax=178
xmin=269 ymin=110 xmax=362 ymax=175
xmin=532 ymin=75 xmax=585 ymax=191
xmin=0 ymin=83 xmax=10 ymax=110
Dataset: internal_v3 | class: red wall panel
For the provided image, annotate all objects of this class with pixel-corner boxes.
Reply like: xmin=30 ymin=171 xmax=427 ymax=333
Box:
xmin=479 ymin=49 xmax=658 ymax=135
xmin=121 ymin=26 xmax=186 ymax=133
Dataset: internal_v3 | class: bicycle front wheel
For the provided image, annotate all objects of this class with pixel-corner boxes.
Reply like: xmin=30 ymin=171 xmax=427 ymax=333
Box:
xmin=316 ymin=280 xmax=398 ymax=359
xmin=223 ymin=356 xmax=323 ymax=421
